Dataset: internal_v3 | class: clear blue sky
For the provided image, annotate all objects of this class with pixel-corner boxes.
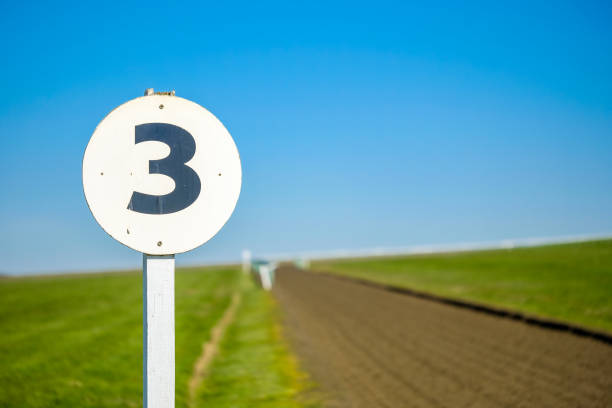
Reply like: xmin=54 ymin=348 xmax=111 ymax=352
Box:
xmin=1 ymin=1 xmax=611 ymax=274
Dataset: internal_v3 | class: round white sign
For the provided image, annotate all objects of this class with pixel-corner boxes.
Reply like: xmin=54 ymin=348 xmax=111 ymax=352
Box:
xmin=83 ymin=94 xmax=241 ymax=255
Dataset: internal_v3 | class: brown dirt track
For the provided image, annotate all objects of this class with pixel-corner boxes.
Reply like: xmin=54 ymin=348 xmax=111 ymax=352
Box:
xmin=273 ymin=266 xmax=612 ymax=408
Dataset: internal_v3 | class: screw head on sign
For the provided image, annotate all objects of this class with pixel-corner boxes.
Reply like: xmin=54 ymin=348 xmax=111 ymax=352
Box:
xmin=157 ymin=241 xmax=162 ymax=247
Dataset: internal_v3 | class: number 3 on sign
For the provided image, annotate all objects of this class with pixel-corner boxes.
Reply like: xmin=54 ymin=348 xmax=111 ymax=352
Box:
xmin=128 ymin=123 xmax=201 ymax=215
xmin=82 ymin=94 xmax=241 ymax=255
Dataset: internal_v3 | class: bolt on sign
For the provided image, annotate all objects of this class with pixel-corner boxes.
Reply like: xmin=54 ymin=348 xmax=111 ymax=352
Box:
xmin=82 ymin=89 xmax=241 ymax=408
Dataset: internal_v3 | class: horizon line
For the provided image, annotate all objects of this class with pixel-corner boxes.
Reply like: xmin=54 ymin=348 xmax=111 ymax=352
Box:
xmin=5 ymin=231 xmax=611 ymax=277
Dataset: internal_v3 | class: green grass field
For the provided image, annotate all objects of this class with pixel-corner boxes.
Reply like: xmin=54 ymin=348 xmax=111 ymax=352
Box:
xmin=314 ymin=239 xmax=612 ymax=332
xmin=0 ymin=266 xmax=314 ymax=408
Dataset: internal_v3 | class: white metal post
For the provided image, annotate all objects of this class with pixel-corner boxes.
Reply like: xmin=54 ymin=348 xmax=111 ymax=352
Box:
xmin=143 ymin=254 xmax=175 ymax=408
xmin=259 ymin=264 xmax=272 ymax=290
xmin=242 ymin=249 xmax=251 ymax=274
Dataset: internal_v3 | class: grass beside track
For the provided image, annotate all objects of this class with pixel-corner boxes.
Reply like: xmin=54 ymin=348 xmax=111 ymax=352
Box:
xmin=197 ymin=280 xmax=316 ymax=408
xmin=0 ymin=266 xmax=313 ymax=408
xmin=314 ymin=239 xmax=612 ymax=332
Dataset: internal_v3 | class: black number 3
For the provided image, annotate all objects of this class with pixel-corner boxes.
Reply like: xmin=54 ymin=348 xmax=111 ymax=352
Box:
xmin=127 ymin=123 xmax=201 ymax=215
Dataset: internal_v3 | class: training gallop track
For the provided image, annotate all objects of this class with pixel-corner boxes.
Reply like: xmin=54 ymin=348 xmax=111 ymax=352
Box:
xmin=274 ymin=267 xmax=612 ymax=408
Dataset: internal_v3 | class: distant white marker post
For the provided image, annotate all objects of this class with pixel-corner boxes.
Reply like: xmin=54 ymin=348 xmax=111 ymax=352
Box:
xmin=242 ymin=249 xmax=251 ymax=274
xmin=83 ymin=89 xmax=242 ymax=408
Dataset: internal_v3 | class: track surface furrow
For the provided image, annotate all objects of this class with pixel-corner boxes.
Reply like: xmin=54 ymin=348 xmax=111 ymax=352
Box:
xmin=274 ymin=267 xmax=612 ymax=408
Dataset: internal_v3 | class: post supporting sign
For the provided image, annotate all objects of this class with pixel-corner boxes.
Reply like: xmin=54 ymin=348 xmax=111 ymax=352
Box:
xmin=143 ymin=254 xmax=175 ymax=408
xmin=83 ymin=89 xmax=241 ymax=408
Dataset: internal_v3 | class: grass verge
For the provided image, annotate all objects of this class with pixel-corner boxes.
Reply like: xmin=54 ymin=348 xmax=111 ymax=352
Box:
xmin=314 ymin=239 xmax=612 ymax=332
xmin=0 ymin=266 xmax=313 ymax=407
xmin=196 ymin=277 xmax=317 ymax=408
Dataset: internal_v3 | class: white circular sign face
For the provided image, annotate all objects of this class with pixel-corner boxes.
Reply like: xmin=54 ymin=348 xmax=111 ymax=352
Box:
xmin=83 ymin=95 xmax=241 ymax=255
